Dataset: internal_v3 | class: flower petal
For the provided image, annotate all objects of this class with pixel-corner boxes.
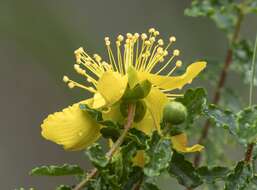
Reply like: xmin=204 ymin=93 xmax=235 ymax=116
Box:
xmin=92 ymin=93 xmax=106 ymax=109
xmin=41 ymin=99 xmax=101 ymax=151
xmin=171 ymin=133 xmax=204 ymax=153
xmin=97 ymin=71 xmax=128 ymax=106
xmin=144 ymin=87 xmax=169 ymax=132
xmin=139 ymin=61 xmax=206 ymax=90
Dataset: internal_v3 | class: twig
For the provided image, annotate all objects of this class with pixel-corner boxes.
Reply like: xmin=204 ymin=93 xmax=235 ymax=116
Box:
xmin=73 ymin=104 xmax=136 ymax=190
xmin=244 ymin=34 xmax=257 ymax=165
xmin=244 ymin=143 xmax=254 ymax=164
xmin=193 ymin=12 xmax=244 ymax=167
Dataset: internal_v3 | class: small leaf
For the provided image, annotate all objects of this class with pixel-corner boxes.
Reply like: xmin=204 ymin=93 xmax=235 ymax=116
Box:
xmin=126 ymin=128 xmax=149 ymax=149
xmin=236 ymin=105 xmax=257 ymax=144
xmin=176 ymin=88 xmax=207 ymax=126
xmin=224 ymin=161 xmax=253 ymax=190
xmin=169 ymin=151 xmax=203 ymax=188
xmin=197 ymin=166 xmax=230 ymax=182
xmin=30 ymin=164 xmax=84 ymax=176
xmin=86 ymin=143 xmax=108 ymax=168
xmin=144 ymin=131 xmax=172 ymax=177
xmin=204 ymin=104 xmax=237 ymax=135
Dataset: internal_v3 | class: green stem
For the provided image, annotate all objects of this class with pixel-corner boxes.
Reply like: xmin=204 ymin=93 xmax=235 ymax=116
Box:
xmin=73 ymin=104 xmax=136 ymax=190
xmin=249 ymin=34 xmax=257 ymax=107
xmin=244 ymin=34 xmax=257 ymax=164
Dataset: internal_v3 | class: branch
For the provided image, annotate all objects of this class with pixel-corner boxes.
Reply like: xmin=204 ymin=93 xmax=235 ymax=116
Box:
xmin=193 ymin=12 xmax=244 ymax=167
xmin=73 ymin=104 xmax=136 ymax=190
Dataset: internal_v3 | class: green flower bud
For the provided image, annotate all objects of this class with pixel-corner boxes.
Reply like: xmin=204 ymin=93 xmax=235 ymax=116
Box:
xmin=120 ymin=100 xmax=147 ymax=123
xmin=163 ymin=101 xmax=187 ymax=125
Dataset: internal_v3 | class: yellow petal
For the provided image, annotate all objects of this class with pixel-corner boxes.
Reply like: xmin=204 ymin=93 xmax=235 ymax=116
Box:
xmin=97 ymin=71 xmax=128 ymax=105
xmin=41 ymin=99 xmax=101 ymax=151
xmin=139 ymin=61 xmax=206 ymax=90
xmin=133 ymin=150 xmax=145 ymax=167
xmin=171 ymin=133 xmax=204 ymax=153
xmin=92 ymin=93 xmax=106 ymax=109
xmin=144 ymin=87 xmax=169 ymax=132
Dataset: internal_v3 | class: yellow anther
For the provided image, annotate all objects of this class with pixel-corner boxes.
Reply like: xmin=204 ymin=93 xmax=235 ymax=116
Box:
xmin=150 ymin=37 xmax=155 ymax=43
xmin=176 ymin=60 xmax=182 ymax=67
xmin=141 ymin=33 xmax=147 ymax=40
xmin=158 ymin=39 xmax=164 ymax=46
xmin=134 ymin=33 xmax=140 ymax=39
xmin=117 ymin=35 xmax=124 ymax=41
xmin=125 ymin=39 xmax=130 ymax=44
xmin=149 ymin=28 xmax=155 ymax=33
xmin=173 ymin=49 xmax=180 ymax=56
xmin=116 ymin=40 xmax=121 ymax=46
xmin=157 ymin=47 xmax=164 ymax=54
xmin=74 ymin=64 xmax=80 ymax=71
xmin=154 ymin=30 xmax=160 ymax=36
xmin=93 ymin=54 xmax=102 ymax=62
xmin=169 ymin=36 xmax=176 ymax=43
xmin=74 ymin=47 xmax=84 ymax=55
xmin=126 ymin=33 xmax=133 ymax=39
xmin=63 ymin=76 xmax=69 ymax=83
xmin=163 ymin=50 xmax=168 ymax=56
xmin=145 ymin=40 xmax=151 ymax=46
xmin=68 ymin=82 xmax=75 ymax=89
xmin=105 ymin=37 xmax=110 ymax=45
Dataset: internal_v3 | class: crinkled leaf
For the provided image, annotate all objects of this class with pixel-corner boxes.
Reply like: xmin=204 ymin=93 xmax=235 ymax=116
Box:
xmin=86 ymin=143 xmax=108 ymax=168
xmin=225 ymin=161 xmax=253 ymax=190
xmin=144 ymin=131 xmax=172 ymax=177
xmin=169 ymin=151 xmax=203 ymax=188
xmin=197 ymin=166 xmax=230 ymax=182
xmin=126 ymin=128 xmax=149 ymax=149
xmin=236 ymin=105 xmax=257 ymax=144
xmin=30 ymin=164 xmax=84 ymax=176
xmin=204 ymin=104 xmax=237 ymax=135
xmin=185 ymin=0 xmax=239 ymax=36
xmin=176 ymin=88 xmax=207 ymax=126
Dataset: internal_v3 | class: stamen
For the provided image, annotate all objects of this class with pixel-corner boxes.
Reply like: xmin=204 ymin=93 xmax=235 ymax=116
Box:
xmin=155 ymin=49 xmax=180 ymax=75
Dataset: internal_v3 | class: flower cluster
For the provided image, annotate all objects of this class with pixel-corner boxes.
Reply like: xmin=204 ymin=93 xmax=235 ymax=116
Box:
xmin=41 ymin=28 xmax=206 ymax=161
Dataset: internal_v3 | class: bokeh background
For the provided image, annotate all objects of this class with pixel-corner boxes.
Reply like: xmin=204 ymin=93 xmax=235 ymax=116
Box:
xmin=1 ymin=0 xmax=257 ymax=189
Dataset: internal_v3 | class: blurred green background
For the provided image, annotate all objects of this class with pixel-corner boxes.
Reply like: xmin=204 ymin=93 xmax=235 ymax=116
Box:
xmin=1 ymin=0 xmax=257 ymax=189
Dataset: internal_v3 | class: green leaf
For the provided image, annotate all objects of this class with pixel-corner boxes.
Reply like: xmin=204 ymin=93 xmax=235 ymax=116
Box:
xmin=197 ymin=166 xmax=230 ymax=182
xmin=30 ymin=164 xmax=84 ymax=176
xmin=236 ymin=105 xmax=257 ymax=144
xmin=144 ymin=131 xmax=172 ymax=177
xmin=204 ymin=104 xmax=237 ymax=135
xmin=55 ymin=185 xmax=71 ymax=190
xmin=169 ymin=151 xmax=203 ymax=188
xmin=86 ymin=143 xmax=108 ymax=168
xmin=224 ymin=161 xmax=253 ymax=190
xmin=176 ymin=88 xmax=207 ymax=126
xmin=123 ymin=166 xmax=143 ymax=190
xmin=185 ymin=0 xmax=240 ymax=36
xmin=141 ymin=182 xmax=160 ymax=190
xmin=126 ymin=128 xmax=149 ymax=149
xmin=100 ymin=123 xmax=121 ymax=142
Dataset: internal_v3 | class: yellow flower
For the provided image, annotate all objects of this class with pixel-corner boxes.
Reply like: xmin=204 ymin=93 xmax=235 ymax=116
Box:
xmin=41 ymin=28 xmax=206 ymax=153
